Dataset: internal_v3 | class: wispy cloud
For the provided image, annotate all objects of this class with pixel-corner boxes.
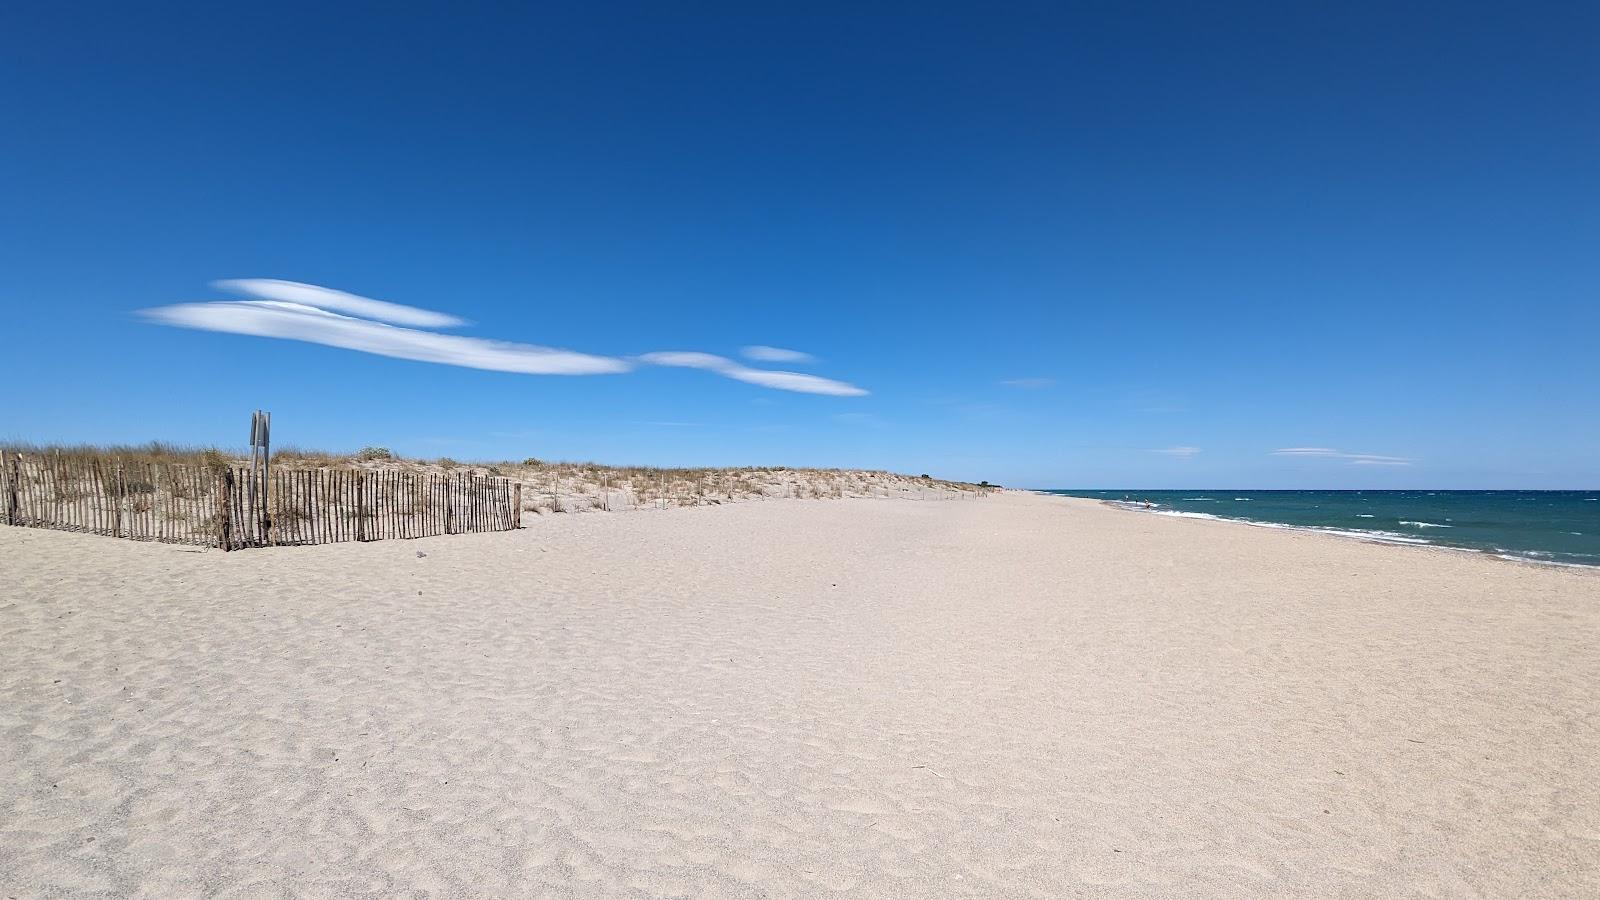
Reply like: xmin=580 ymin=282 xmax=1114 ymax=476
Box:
xmin=742 ymin=345 xmax=815 ymax=364
xmin=141 ymin=280 xmax=869 ymax=396
xmin=1271 ymin=447 xmax=1413 ymax=466
xmin=1000 ymin=377 xmax=1055 ymax=389
xmin=637 ymin=351 xmax=867 ymax=396
xmin=215 ymin=279 xmax=466 ymax=328
xmin=1152 ymin=446 xmax=1202 ymax=458
xmin=142 ymin=299 xmax=629 ymax=374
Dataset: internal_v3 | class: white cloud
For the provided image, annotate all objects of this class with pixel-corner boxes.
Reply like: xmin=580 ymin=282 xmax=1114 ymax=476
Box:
xmin=142 ymin=280 xmax=870 ymax=396
xmin=215 ymin=279 xmax=466 ymax=328
xmin=742 ymin=345 xmax=815 ymax=364
xmin=1000 ymin=377 xmax=1055 ymax=389
xmin=1152 ymin=446 xmax=1202 ymax=458
xmin=1271 ymin=448 xmax=1413 ymax=466
xmin=638 ymin=351 xmax=868 ymax=397
xmin=1347 ymin=456 xmax=1413 ymax=466
xmin=141 ymin=301 xmax=629 ymax=374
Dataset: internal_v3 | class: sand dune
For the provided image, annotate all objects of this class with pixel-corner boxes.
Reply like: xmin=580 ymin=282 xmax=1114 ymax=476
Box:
xmin=2 ymin=492 xmax=1597 ymax=897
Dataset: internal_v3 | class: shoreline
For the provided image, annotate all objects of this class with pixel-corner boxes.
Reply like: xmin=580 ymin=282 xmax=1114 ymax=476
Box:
xmin=1033 ymin=491 xmax=1600 ymax=571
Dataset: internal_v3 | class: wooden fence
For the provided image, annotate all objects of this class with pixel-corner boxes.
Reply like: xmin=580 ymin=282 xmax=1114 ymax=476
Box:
xmin=0 ymin=451 xmax=521 ymax=550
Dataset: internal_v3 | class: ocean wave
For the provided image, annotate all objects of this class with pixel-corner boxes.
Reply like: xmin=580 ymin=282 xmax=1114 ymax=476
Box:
xmin=1147 ymin=508 xmax=1433 ymax=545
xmin=1496 ymin=552 xmax=1598 ymax=568
xmin=1491 ymin=548 xmax=1598 ymax=561
xmin=1311 ymin=528 xmax=1433 ymax=545
xmin=1242 ymin=518 xmax=1432 ymax=545
xmin=1233 ymin=497 xmax=1252 ymax=501
xmin=1180 ymin=497 xmax=1215 ymax=501
xmin=1104 ymin=499 xmax=1597 ymax=567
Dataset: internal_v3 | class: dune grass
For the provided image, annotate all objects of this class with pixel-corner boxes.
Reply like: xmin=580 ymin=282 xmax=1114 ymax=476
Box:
xmin=1 ymin=441 xmax=992 ymax=512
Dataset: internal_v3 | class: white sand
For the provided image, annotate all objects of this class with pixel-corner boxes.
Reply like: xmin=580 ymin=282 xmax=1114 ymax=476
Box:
xmin=3 ymin=492 xmax=1597 ymax=897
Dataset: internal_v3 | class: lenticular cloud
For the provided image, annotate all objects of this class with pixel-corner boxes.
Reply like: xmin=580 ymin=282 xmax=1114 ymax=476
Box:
xmin=1270 ymin=447 xmax=1413 ymax=466
xmin=143 ymin=300 xmax=630 ymax=375
xmin=741 ymin=345 xmax=815 ymax=364
xmin=638 ymin=351 xmax=868 ymax=397
xmin=140 ymin=280 xmax=869 ymax=395
xmin=213 ymin=279 xmax=468 ymax=328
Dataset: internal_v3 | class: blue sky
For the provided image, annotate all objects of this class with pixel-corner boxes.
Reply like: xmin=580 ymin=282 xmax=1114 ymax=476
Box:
xmin=2 ymin=2 xmax=1595 ymax=488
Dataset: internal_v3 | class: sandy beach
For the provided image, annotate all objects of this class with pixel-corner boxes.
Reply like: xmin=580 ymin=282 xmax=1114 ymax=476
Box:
xmin=2 ymin=491 xmax=1597 ymax=897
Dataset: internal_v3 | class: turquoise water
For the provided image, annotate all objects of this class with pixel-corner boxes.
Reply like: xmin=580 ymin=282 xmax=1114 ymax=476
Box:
xmin=1042 ymin=490 xmax=1600 ymax=568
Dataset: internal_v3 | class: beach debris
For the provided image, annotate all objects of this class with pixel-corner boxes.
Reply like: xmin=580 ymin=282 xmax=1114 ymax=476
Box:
xmin=910 ymin=765 xmax=945 ymax=778
xmin=416 ymin=551 xmax=427 ymax=558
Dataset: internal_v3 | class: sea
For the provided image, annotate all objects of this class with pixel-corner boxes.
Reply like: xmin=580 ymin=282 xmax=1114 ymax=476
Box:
xmin=1041 ymin=490 xmax=1600 ymax=568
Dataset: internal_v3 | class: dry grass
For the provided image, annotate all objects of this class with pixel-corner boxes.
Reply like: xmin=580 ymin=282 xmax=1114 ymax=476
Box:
xmin=491 ymin=461 xmax=989 ymax=511
xmin=2 ymin=442 xmax=997 ymax=512
xmin=0 ymin=441 xmax=222 ymax=464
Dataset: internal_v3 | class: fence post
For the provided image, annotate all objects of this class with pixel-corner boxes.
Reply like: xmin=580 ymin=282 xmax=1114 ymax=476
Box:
xmin=3 ymin=451 xmax=17 ymax=525
xmin=355 ymin=472 xmax=367 ymax=542
xmin=261 ymin=411 xmax=271 ymax=542
xmin=217 ymin=469 xmax=234 ymax=550
xmin=513 ymin=481 xmax=522 ymax=528
xmin=113 ymin=461 xmax=125 ymax=538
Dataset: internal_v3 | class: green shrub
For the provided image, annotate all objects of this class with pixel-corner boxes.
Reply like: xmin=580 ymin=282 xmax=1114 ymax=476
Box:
xmin=201 ymin=449 xmax=230 ymax=473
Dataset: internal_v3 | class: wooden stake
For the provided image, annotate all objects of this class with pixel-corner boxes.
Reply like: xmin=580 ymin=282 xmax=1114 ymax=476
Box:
xmin=216 ymin=469 xmax=233 ymax=550
xmin=355 ymin=471 xmax=366 ymax=542
xmin=2 ymin=451 xmax=15 ymax=525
